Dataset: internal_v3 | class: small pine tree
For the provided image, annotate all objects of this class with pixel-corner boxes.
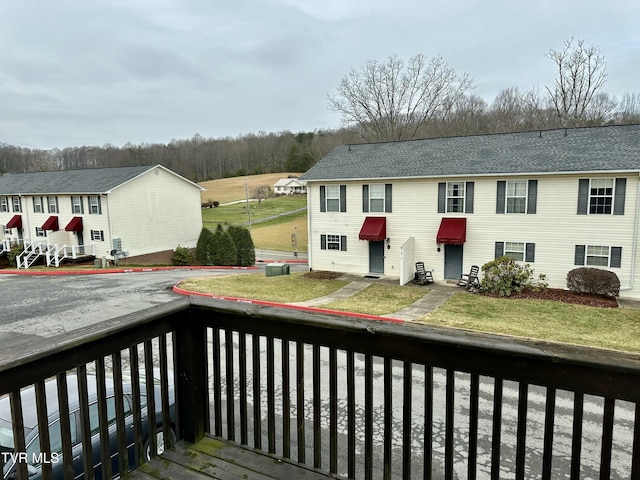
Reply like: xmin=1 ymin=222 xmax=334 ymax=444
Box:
xmin=195 ymin=228 xmax=215 ymax=265
xmin=227 ymin=225 xmax=256 ymax=266
xmin=211 ymin=224 xmax=237 ymax=266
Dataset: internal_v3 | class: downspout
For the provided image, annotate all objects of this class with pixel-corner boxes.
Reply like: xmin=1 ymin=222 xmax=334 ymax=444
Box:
xmin=622 ymin=174 xmax=640 ymax=292
xmin=104 ymin=193 xmax=113 ymax=262
xmin=306 ymin=185 xmax=312 ymax=271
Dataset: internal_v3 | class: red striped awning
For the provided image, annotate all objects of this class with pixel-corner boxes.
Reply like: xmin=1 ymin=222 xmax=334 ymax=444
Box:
xmin=65 ymin=216 xmax=83 ymax=232
xmin=5 ymin=215 xmax=22 ymax=229
xmin=359 ymin=217 xmax=386 ymax=241
xmin=42 ymin=216 xmax=59 ymax=231
xmin=436 ymin=218 xmax=466 ymax=244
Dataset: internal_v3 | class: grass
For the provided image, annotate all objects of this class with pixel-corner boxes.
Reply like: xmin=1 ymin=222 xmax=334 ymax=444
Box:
xmin=322 ymin=284 xmax=427 ymax=315
xmin=177 ymin=272 xmax=348 ymax=303
xmin=202 ymin=195 xmax=306 ymax=228
xmin=177 ymin=273 xmax=640 ymax=353
xmin=201 ymin=195 xmax=308 ymax=253
xmin=422 ymin=292 xmax=640 ymax=353
xmin=199 ymin=173 xmax=303 ymax=204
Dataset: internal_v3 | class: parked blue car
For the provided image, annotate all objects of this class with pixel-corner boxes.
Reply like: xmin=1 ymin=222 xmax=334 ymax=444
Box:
xmin=0 ymin=372 xmax=175 ymax=479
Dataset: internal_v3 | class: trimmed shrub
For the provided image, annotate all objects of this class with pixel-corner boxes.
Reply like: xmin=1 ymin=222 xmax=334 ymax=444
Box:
xmin=227 ymin=225 xmax=256 ymax=266
xmin=171 ymin=245 xmax=194 ymax=266
xmin=210 ymin=224 xmax=237 ymax=266
xmin=7 ymin=245 xmax=22 ymax=268
xmin=480 ymin=256 xmax=547 ymax=297
xmin=195 ymin=228 xmax=216 ymax=265
xmin=566 ymin=267 xmax=620 ymax=297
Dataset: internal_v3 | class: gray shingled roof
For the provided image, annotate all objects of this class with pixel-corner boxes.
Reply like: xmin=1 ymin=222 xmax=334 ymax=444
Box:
xmin=0 ymin=165 xmax=155 ymax=195
xmin=301 ymin=124 xmax=640 ymax=181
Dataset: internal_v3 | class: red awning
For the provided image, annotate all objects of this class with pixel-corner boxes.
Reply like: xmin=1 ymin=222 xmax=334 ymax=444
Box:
xmin=436 ymin=218 xmax=467 ymax=244
xmin=65 ymin=216 xmax=83 ymax=232
xmin=42 ymin=216 xmax=59 ymax=231
xmin=359 ymin=217 xmax=386 ymax=241
xmin=5 ymin=215 xmax=22 ymax=229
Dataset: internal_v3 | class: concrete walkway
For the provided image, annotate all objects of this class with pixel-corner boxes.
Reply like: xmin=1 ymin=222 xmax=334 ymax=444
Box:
xmin=289 ymin=274 xmax=460 ymax=321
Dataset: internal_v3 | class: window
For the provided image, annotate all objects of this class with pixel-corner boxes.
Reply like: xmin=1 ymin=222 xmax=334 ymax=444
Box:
xmin=0 ymin=197 xmax=9 ymax=212
xmin=363 ymin=184 xmax=392 ymax=213
xmin=33 ymin=196 xmax=44 ymax=213
xmin=320 ymin=234 xmax=347 ymax=251
xmin=12 ymin=196 xmax=22 ymax=213
xmin=506 ymin=180 xmax=527 ymax=213
xmin=35 ymin=227 xmax=46 ymax=238
xmin=446 ymin=182 xmax=465 ymax=212
xmin=504 ymin=242 xmax=525 ymax=261
xmin=495 ymin=241 xmax=535 ymax=262
xmin=589 ymin=178 xmax=614 ymax=214
xmin=496 ymin=180 xmax=537 ymax=214
xmin=47 ymin=196 xmax=58 ymax=213
xmin=25 ymin=415 xmax=77 ymax=467
xmin=91 ymin=230 xmax=104 ymax=241
xmin=71 ymin=196 xmax=84 ymax=214
xmin=89 ymin=195 xmax=102 ymax=214
xmin=320 ymin=185 xmax=345 ymax=212
xmin=575 ymin=245 xmax=622 ymax=268
xmin=438 ymin=182 xmax=474 ymax=213
xmin=577 ymin=178 xmax=626 ymax=215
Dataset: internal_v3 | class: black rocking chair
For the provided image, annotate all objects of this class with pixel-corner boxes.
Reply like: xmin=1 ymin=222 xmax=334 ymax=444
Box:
xmin=413 ymin=262 xmax=434 ymax=285
xmin=457 ymin=265 xmax=480 ymax=290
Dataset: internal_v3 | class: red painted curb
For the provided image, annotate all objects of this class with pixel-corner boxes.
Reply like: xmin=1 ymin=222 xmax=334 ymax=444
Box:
xmin=0 ymin=265 xmax=259 ymax=276
xmin=172 ymin=285 xmax=404 ymax=324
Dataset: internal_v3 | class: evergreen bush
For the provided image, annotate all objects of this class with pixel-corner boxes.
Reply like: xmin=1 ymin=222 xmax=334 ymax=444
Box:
xmin=195 ymin=228 xmax=215 ymax=265
xmin=211 ymin=224 xmax=237 ymax=266
xmin=227 ymin=225 xmax=256 ymax=266
xmin=566 ymin=267 xmax=620 ymax=297
xmin=171 ymin=245 xmax=194 ymax=266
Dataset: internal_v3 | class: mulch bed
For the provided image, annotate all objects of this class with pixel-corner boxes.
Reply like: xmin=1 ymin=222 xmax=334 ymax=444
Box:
xmin=481 ymin=288 xmax=618 ymax=308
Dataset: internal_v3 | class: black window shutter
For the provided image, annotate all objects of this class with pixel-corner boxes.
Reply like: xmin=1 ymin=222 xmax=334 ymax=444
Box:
xmin=527 ymin=180 xmax=537 ymax=214
xmin=340 ymin=235 xmax=347 ymax=251
xmin=81 ymin=197 xmax=84 ymax=214
xmin=362 ymin=185 xmax=369 ymax=213
xmin=97 ymin=196 xmax=101 ymax=214
xmin=320 ymin=186 xmax=326 ymax=212
xmin=70 ymin=197 xmax=75 ymax=212
xmin=465 ymin=182 xmax=474 ymax=213
xmin=438 ymin=183 xmax=446 ymax=213
xmin=610 ymin=247 xmax=622 ymax=268
xmin=577 ymin=179 xmax=589 ymax=214
xmin=525 ymin=243 xmax=535 ymax=262
xmin=574 ymin=245 xmax=586 ymax=265
xmin=385 ymin=184 xmax=392 ymax=213
xmin=339 ymin=185 xmax=347 ymax=212
xmin=614 ymin=178 xmax=626 ymax=215
xmin=495 ymin=242 xmax=504 ymax=259
xmin=320 ymin=234 xmax=327 ymax=250
xmin=496 ymin=181 xmax=506 ymax=214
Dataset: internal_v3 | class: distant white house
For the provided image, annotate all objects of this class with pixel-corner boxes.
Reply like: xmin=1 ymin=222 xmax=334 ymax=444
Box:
xmin=301 ymin=124 xmax=640 ymax=299
xmin=273 ymin=177 xmax=307 ymax=195
xmin=0 ymin=165 xmax=204 ymax=267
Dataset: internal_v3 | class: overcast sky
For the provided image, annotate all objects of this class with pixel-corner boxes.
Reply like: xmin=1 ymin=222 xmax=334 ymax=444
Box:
xmin=1 ymin=0 xmax=639 ymax=149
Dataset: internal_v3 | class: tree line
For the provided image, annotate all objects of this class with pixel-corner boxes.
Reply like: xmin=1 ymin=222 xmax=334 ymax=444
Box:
xmin=1 ymin=39 xmax=638 ymax=183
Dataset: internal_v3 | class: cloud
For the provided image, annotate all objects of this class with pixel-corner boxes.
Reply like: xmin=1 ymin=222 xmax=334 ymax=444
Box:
xmin=0 ymin=0 xmax=639 ymax=148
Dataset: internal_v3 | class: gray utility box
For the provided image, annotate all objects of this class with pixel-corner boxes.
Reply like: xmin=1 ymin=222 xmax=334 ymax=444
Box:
xmin=265 ymin=263 xmax=290 ymax=277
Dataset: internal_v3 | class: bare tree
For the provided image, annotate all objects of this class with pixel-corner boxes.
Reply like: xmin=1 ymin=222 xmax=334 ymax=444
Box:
xmin=328 ymin=54 xmax=473 ymax=142
xmin=615 ymin=92 xmax=640 ymax=124
xmin=545 ymin=38 xmax=608 ymax=126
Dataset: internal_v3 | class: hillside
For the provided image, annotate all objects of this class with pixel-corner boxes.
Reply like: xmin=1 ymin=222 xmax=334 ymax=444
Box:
xmin=199 ymin=173 xmax=303 ymax=204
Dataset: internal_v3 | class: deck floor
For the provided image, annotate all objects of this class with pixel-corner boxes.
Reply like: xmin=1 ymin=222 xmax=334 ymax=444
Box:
xmin=125 ymin=435 xmax=343 ymax=480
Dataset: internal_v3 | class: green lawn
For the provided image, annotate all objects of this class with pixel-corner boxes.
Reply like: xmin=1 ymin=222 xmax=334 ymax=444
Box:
xmin=177 ymin=273 xmax=640 ymax=353
xmin=202 ymin=196 xmax=307 ymax=228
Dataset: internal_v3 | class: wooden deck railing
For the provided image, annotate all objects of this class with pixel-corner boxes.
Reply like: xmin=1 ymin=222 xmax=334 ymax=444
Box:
xmin=1 ymin=296 xmax=640 ymax=479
